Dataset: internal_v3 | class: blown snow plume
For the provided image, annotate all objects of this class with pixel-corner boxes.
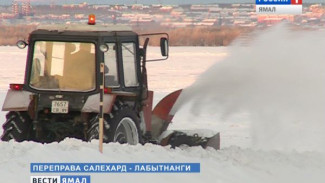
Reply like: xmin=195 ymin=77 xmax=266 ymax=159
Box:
xmin=174 ymin=24 xmax=325 ymax=152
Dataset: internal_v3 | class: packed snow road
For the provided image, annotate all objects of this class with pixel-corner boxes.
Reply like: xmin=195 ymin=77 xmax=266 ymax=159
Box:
xmin=1 ymin=42 xmax=325 ymax=183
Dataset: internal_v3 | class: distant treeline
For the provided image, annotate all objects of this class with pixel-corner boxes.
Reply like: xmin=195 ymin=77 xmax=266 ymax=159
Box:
xmin=0 ymin=25 xmax=252 ymax=46
xmin=136 ymin=26 xmax=253 ymax=46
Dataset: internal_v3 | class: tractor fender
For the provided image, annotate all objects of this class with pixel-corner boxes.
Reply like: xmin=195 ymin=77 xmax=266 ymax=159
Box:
xmin=2 ymin=90 xmax=32 ymax=111
xmin=151 ymin=89 xmax=182 ymax=139
xmin=81 ymin=93 xmax=116 ymax=113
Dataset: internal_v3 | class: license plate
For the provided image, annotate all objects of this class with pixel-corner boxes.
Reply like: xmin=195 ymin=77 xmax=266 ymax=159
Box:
xmin=51 ymin=101 xmax=69 ymax=113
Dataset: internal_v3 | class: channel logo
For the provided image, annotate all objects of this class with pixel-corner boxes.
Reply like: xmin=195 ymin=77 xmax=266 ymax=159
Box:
xmin=30 ymin=176 xmax=90 ymax=183
xmin=256 ymin=0 xmax=302 ymax=5
xmin=256 ymin=0 xmax=302 ymax=14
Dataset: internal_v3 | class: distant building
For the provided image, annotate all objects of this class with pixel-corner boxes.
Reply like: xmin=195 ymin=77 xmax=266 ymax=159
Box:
xmin=12 ymin=1 xmax=19 ymax=16
xmin=22 ymin=0 xmax=32 ymax=16
xmin=12 ymin=0 xmax=33 ymax=17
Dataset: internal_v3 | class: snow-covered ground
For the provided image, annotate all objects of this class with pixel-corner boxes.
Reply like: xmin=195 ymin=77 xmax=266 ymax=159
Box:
xmin=1 ymin=36 xmax=325 ymax=183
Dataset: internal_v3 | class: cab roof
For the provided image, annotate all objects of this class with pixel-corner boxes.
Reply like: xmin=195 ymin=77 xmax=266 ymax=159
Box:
xmin=37 ymin=24 xmax=132 ymax=32
xmin=30 ymin=24 xmax=138 ymax=38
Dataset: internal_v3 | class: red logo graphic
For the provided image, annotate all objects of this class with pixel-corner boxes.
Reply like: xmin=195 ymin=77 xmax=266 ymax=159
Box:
xmin=291 ymin=0 xmax=302 ymax=5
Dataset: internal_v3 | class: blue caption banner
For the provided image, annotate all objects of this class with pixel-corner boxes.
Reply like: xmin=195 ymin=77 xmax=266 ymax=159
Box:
xmin=256 ymin=0 xmax=291 ymax=5
xmin=31 ymin=163 xmax=200 ymax=173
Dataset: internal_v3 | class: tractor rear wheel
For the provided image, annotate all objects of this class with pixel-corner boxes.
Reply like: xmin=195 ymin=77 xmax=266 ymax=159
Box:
xmin=1 ymin=111 xmax=33 ymax=142
xmin=87 ymin=103 xmax=141 ymax=145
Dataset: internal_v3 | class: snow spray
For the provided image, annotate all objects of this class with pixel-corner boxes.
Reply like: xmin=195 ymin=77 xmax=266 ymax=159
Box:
xmin=173 ymin=24 xmax=325 ymax=152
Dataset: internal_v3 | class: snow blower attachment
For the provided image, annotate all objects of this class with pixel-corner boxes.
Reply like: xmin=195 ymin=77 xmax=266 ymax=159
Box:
xmin=0 ymin=17 xmax=220 ymax=150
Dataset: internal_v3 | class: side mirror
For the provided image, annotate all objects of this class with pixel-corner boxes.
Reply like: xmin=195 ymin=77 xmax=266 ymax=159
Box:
xmin=16 ymin=40 xmax=28 ymax=49
xmin=160 ymin=38 xmax=169 ymax=57
xmin=139 ymin=33 xmax=169 ymax=62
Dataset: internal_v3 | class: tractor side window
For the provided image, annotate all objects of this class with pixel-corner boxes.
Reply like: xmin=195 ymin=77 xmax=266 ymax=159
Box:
xmin=122 ymin=42 xmax=138 ymax=87
xmin=104 ymin=43 xmax=119 ymax=87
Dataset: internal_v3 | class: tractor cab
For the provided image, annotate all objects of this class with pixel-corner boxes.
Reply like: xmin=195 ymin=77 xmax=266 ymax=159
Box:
xmin=24 ymin=28 xmax=143 ymax=95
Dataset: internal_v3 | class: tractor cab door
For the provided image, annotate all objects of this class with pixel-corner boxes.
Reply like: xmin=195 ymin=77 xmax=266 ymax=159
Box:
xmin=103 ymin=35 xmax=141 ymax=93
xmin=120 ymin=42 xmax=139 ymax=88
xmin=103 ymin=42 xmax=120 ymax=88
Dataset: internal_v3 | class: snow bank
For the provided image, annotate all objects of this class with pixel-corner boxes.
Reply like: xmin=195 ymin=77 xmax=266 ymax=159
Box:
xmin=1 ymin=139 xmax=325 ymax=183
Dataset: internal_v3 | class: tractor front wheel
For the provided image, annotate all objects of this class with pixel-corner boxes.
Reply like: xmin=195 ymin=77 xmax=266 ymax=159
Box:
xmin=87 ymin=103 xmax=141 ymax=145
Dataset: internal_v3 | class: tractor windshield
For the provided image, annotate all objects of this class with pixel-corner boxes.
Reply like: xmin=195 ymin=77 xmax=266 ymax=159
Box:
xmin=29 ymin=41 xmax=96 ymax=92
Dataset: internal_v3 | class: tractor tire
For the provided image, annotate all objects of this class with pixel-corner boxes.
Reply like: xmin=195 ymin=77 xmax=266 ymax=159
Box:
xmin=87 ymin=103 xmax=141 ymax=145
xmin=1 ymin=111 xmax=33 ymax=142
xmin=87 ymin=114 xmax=110 ymax=142
xmin=106 ymin=104 xmax=141 ymax=145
